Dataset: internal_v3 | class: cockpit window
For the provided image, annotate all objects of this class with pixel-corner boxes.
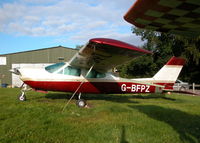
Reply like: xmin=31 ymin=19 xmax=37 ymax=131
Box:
xmin=97 ymin=72 xmax=106 ymax=78
xmin=45 ymin=62 xmax=65 ymax=73
xmin=64 ymin=66 xmax=81 ymax=76
xmin=58 ymin=69 xmax=63 ymax=74
xmin=86 ymin=69 xmax=106 ymax=78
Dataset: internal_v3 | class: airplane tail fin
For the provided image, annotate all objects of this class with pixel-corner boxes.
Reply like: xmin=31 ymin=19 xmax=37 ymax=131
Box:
xmin=153 ymin=56 xmax=186 ymax=83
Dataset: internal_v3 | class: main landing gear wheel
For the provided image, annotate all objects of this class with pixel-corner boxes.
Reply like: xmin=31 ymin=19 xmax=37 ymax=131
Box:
xmin=76 ymin=99 xmax=87 ymax=108
xmin=76 ymin=93 xmax=87 ymax=108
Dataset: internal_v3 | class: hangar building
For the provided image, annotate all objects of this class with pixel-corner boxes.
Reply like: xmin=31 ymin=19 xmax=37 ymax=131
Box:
xmin=0 ymin=46 xmax=77 ymax=87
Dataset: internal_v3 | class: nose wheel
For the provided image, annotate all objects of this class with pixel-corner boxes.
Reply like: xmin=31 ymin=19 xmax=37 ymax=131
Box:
xmin=18 ymin=83 xmax=29 ymax=101
xmin=19 ymin=92 xmax=26 ymax=101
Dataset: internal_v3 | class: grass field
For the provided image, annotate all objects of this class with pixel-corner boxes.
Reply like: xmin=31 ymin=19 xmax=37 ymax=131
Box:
xmin=0 ymin=88 xmax=200 ymax=143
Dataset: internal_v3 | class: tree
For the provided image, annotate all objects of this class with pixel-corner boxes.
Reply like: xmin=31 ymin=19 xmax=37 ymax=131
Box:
xmin=118 ymin=55 xmax=156 ymax=78
xmin=118 ymin=28 xmax=174 ymax=78
xmin=175 ymin=36 xmax=200 ymax=83
xmin=118 ymin=27 xmax=200 ymax=83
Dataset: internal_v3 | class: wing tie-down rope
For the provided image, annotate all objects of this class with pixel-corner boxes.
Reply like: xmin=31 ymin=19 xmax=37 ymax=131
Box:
xmin=62 ymin=64 xmax=94 ymax=111
xmin=62 ymin=44 xmax=96 ymax=111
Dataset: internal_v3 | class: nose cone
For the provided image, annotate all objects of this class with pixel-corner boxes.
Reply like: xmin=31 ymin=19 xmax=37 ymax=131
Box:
xmin=10 ymin=67 xmax=35 ymax=80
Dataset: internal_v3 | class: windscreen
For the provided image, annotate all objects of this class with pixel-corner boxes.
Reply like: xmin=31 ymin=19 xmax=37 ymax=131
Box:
xmin=45 ymin=62 xmax=65 ymax=73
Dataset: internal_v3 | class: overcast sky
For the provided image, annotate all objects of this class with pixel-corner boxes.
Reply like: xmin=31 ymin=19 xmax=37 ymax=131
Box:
xmin=0 ymin=0 xmax=143 ymax=54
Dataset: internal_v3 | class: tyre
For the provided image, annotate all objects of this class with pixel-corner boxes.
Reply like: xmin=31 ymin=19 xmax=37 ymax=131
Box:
xmin=18 ymin=93 xmax=26 ymax=101
xmin=76 ymin=99 xmax=86 ymax=108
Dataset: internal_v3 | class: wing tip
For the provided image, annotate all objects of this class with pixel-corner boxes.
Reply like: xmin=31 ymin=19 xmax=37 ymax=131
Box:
xmin=89 ymin=38 xmax=152 ymax=54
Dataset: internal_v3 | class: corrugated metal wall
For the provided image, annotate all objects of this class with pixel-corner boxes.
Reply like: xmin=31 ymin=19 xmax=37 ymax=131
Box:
xmin=0 ymin=46 xmax=77 ymax=85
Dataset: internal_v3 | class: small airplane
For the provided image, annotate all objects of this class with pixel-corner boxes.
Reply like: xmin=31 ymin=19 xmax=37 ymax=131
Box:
xmin=11 ymin=0 xmax=200 ymax=107
xmin=11 ymin=38 xmax=185 ymax=107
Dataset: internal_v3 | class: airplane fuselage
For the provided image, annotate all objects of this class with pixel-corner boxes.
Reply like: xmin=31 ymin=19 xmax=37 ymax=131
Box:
xmin=17 ymin=63 xmax=172 ymax=94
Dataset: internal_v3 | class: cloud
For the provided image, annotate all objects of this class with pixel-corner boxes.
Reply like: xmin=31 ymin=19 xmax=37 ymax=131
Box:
xmin=19 ymin=0 xmax=58 ymax=5
xmin=0 ymin=0 xmax=142 ymax=46
xmin=70 ymin=29 xmax=144 ymax=46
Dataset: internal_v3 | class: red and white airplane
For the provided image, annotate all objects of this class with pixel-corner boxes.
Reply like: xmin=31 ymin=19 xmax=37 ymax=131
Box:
xmin=11 ymin=0 xmax=200 ymax=107
xmin=11 ymin=38 xmax=185 ymax=107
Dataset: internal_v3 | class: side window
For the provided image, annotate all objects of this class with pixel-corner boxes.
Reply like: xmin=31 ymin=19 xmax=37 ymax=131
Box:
xmin=64 ymin=66 xmax=81 ymax=76
xmin=87 ymin=70 xmax=97 ymax=78
xmin=58 ymin=69 xmax=63 ymax=74
xmin=97 ymin=73 xmax=106 ymax=78
xmin=86 ymin=70 xmax=106 ymax=78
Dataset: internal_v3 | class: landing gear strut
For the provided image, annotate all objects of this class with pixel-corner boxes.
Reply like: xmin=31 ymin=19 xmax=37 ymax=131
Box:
xmin=76 ymin=93 xmax=87 ymax=108
xmin=18 ymin=84 xmax=29 ymax=101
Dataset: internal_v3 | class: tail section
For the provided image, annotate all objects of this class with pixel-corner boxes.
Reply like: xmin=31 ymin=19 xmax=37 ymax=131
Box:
xmin=135 ymin=56 xmax=186 ymax=91
xmin=153 ymin=56 xmax=185 ymax=83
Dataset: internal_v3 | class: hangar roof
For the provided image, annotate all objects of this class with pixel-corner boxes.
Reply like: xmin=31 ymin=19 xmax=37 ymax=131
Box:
xmin=0 ymin=46 xmax=77 ymax=56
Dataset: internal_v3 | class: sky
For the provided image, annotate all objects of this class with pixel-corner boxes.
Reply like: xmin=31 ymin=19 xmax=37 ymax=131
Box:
xmin=0 ymin=0 xmax=143 ymax=54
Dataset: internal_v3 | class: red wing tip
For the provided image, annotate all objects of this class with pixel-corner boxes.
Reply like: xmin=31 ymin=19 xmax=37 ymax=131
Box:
xmin=166 ymin=56 xmax=186 ymax=66
xmin=89 ymin=38 xmax=152 ymax=54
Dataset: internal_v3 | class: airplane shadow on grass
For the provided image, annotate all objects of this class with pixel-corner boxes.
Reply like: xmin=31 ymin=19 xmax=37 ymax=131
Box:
xmin=129 ymin=105 xmax=200 ymax=143
xmin=45 ymin=93 xmax=175 ymax=104
xmin=45 ymin=93 xmax=138 ymax=104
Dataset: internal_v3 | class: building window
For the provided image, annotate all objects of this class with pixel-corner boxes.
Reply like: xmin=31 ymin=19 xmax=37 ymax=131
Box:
xmin=58 ymin=57 xmax=65 ymax=61
xmin=0 ymin=57 xmax=7 ymax=65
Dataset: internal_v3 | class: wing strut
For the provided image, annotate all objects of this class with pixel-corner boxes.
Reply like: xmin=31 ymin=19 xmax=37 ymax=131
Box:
xmin=62 ymin=65 xmax=94 ymax=111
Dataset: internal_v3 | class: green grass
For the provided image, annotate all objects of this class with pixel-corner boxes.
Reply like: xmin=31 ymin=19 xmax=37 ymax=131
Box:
xmin=1 ymin=88 xmax=200 ymax=143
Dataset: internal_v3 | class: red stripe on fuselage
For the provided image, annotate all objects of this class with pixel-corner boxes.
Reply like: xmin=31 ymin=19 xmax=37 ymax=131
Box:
xmin=24 ymin=81 xmax=159 ymax=94
xmin=155 ymin=83 xmax=174 ymax=90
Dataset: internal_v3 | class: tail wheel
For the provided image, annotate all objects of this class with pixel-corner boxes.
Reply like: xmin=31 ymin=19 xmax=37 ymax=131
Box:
xmin=76 ymin=99 xmax=86 ymax=108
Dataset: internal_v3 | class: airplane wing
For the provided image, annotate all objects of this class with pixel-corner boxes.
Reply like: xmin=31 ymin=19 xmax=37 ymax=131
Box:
xmin=124 ymin=0 xmax=200 ymax=36
xmin=69 ymin=38 xmax=151 ymax=73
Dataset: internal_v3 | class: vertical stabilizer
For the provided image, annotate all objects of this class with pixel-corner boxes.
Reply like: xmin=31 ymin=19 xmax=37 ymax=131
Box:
xmin=153 ymin=57 xmax=185 ymax=83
